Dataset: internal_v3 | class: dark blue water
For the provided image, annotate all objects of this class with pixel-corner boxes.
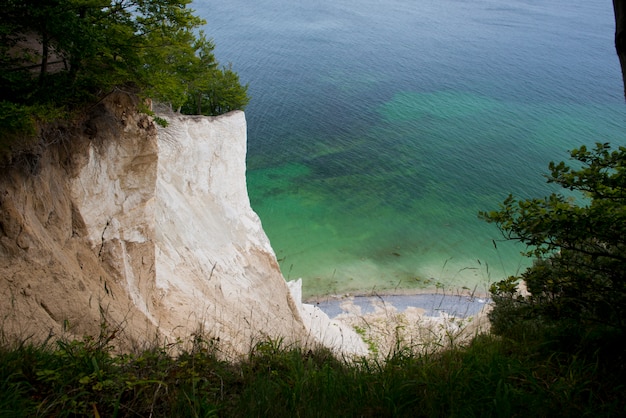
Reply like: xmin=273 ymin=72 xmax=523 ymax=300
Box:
xmin=193 ymin=0 xmax=626 ymax=298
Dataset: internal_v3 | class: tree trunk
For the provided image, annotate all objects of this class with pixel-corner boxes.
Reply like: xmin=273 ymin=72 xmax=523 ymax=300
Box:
xmin=39 ymin=32 xmax=49 ymax=87
xmin=613 ymin=0 xmax=626 ymax=99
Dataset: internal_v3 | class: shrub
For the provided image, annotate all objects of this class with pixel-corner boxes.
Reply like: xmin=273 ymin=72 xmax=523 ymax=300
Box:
xmin=481 ymin=143 xmax=626 ymax=350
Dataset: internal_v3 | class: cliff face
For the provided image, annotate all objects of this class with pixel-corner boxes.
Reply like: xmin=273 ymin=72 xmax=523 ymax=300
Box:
xmin=0 ymin=93 xmax=313 ymax=355
xmin=152 ymin=108 xmax=310 ymax=353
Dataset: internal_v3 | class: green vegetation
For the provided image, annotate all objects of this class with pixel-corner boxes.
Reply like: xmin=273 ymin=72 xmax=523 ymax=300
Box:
xmin=0 ymin=327 xmax=622 ymax=417
xmin=0 ymin=0 xmax=249 ymax=164
xmin=481 ymin=143 xmax=626 ymax=344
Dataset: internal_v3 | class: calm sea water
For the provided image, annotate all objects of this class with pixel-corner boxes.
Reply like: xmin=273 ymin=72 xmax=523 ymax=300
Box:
xmin=193 ymin=0 xmax=626 ymax=299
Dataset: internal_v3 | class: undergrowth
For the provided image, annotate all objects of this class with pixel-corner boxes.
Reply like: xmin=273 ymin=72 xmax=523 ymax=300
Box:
xmin=0 ymin=327 xmax=623 ymax=417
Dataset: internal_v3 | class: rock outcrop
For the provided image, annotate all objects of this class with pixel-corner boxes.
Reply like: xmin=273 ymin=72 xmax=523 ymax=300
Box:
xmin=151 ymin=107 xmax=310 ymax=354
xmin=0 ymin=92 xmax=162 ymax=348
xmin=0 ymin=92 xmax=366 ymax=356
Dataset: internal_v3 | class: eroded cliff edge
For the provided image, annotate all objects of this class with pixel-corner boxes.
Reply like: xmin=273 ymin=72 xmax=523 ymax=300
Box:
xmin=0 ymin=93 xmax=365 ymax=356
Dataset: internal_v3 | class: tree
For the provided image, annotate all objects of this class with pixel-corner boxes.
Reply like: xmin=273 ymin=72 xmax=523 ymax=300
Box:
xmin=1 ymin=0 xmax=208 ymax=102
xmin=480 ymin=143 xmax=626 ymax=340
xmin=614 ymin=0 xmax=626 ymax=99
xmin=0 ymin=0 xmax=250 ymax=163
xmin=180 ymin=63 xmax=250 ymax=116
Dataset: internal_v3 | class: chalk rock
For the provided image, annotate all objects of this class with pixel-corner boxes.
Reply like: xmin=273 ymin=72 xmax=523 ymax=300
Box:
xmin=152 ymin=109 xmax=308 ymax=354
xmin=0 ymin=93 xmax=364 ymax=357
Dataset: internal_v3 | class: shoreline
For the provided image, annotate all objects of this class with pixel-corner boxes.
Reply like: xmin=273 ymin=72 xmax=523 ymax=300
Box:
xmin=303 ymin=285 xmax=491 ymax=305
xmin=288 ymin=280 xmax=492 ymax=356
xmin=303 ymin=287 xmax=492 ymax=320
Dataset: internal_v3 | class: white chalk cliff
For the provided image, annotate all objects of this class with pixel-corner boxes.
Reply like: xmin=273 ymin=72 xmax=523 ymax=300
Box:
xmin=0 ymin=92 xmax=366 ymax=356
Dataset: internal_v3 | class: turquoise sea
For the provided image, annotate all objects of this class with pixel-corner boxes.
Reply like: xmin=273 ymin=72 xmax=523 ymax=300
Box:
xmin=194 ymin=0 xmax=626 ymax=299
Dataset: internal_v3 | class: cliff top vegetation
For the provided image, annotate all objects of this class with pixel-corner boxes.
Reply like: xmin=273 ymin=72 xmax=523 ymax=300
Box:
xmin=0 ymin=0 xmax=249 ymax=165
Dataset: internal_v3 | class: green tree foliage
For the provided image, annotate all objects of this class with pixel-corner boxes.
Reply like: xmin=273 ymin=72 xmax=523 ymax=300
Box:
xmin=180 ymin=63 xmax=250 ymax=116
xmin=0 ymin=0 xmax=249 ymax=162
xmin=1 ymin=0 xmax=201 ymax=104
xmin=481 ymin=143 xmax=626 ymax=343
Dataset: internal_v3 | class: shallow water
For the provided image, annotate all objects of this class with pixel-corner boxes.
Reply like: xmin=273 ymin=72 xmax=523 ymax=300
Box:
xmin=194 ymin=0 xmax=626 ymax=298
xmin=314 ymin=293 xmax=490 ymax=319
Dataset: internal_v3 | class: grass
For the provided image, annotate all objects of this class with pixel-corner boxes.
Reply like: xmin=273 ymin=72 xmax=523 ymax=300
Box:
xmin=0 ymin=324 xmax=623 ymax=417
